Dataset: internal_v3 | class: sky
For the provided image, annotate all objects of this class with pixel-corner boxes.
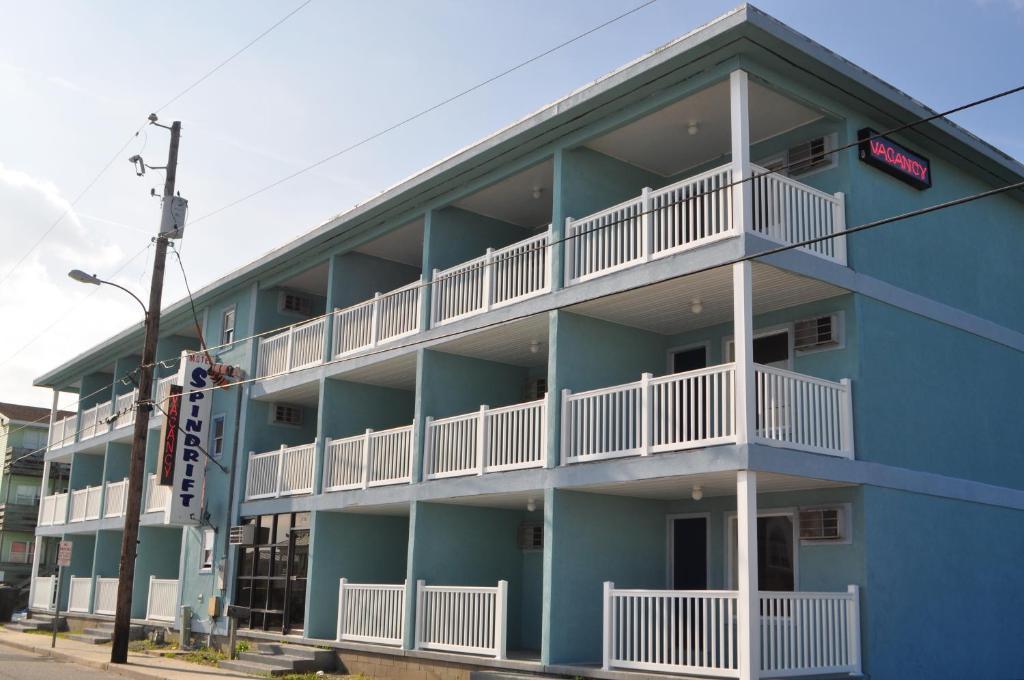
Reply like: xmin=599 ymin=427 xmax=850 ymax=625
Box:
xmin=0 ymin=0 xmax=1022 ymax=410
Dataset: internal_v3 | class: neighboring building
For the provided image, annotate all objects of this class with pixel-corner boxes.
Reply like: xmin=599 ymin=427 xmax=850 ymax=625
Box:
xmin=25 ymin=5 xmax=1024 ymax=679
xmin=0 ymin=402 xmax=68 ymax=589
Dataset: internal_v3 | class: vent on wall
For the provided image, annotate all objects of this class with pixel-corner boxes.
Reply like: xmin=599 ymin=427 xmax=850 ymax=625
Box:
xmin=794 ymin=314 xmax=840 ymax=353
xmin=272 ymin=404 xmax=303 ymax=426
xmin=517 ymin=521 xmax=544 ymax=551
xmin=799 ymin=507 xmax=843 ymax=541
xmin=228 ymin=524 xmax=255 ymax=546
xmin=760 ymin=134 xmax=837 ymax=178
xmin=279 ymin=291 xmax=313 ymax=316
xmin=526 ymin=377 xmax=547 ymax=401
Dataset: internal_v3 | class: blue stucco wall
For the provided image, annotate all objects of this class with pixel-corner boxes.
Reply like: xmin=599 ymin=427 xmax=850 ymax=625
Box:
xmin=131 ymin=525 xmax=182 ymax=619
xmin=418 ymin=350 xmax=530 ymax=420
xmin=560 ymin=147 xmax=662 ymax=221
xmin=322 ymin=379 xmax=415 ymax=439
xmin=424 ymin=207 xmax=531 ymax=274
xmin=330 ymin=252 xmax=420 ymax=309
xmin=68 ymin=451 xmax=103 ymax=489
xmin=57 ymin=532 xmax=95 ymax=610
xmin=92 ymin=529 xmax=122 ymax=577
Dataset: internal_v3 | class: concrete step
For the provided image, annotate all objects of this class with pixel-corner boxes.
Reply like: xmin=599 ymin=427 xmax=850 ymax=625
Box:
xmin=237 ymin=651 xmax=321 ymax=672
xmin=218 ymin=659 xmax=293 ymax=676
xmin=67 ymin=633 xmax=111 ymax=645
xmin=7 ymin=616 xmax=67 ymax=632
xmin=255 ymin=642 xmax=335 ymax=666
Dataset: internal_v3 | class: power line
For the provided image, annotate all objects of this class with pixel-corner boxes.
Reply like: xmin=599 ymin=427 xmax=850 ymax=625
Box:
xmin=185 ymin=0 xmax=662 ymax=227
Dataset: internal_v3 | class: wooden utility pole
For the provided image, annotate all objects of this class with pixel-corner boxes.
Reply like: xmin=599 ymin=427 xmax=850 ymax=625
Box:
xmin=110 ymin=119 xmax=180 ymax=664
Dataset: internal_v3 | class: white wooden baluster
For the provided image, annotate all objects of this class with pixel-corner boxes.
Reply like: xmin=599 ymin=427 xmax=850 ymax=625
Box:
xmin=482 ymin=249 xmax=494 ymax=313
xmin=602 ymin=581 xmax=613 ymax=670
xmin=640 ymin=372 xmax=652 ymax=455
xmin=275 ymin=444 xmax=286 ymax=498
xmin=494 ymin=580 xmax=508 ymax=660
xmin=361 ymin=429 xmax=372 ymax=490
xmin=640 ymin=187 xmax=652 ymax=261
xmin=476 ymin=405 xmax=489 ymax=475
xmin=370 ymin=292 xmax=381 ymax=348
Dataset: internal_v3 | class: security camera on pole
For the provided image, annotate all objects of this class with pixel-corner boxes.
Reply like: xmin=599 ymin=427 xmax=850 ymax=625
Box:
xmin=109 ymin=114 xmax=186 ymax=664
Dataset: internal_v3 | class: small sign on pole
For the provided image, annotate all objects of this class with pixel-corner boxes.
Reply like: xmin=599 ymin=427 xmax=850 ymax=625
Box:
xmin=56 ymin=540 xmax=73 ymax=567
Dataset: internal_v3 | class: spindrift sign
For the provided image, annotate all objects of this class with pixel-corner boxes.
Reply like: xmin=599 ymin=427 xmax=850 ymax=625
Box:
xmin=858 ymin=128 xmax=931 ymax=190
xmin=162 ymin=353 xmax=212 ymax=525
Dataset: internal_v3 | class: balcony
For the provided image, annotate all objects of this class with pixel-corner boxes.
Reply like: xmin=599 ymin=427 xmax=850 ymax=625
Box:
xmin=146 ymin=576 xmax=179 ymax=622
xmin=256 ymin=316 xmax=328 ymax=378
xmin=561 ymin=363 xmax=852 ymax=464
xmin=332 ymin=282 xmax=423 ymax=359
xmin=145 ymin=473 xmax=170 ymax=514
xmin=68 ymin=485 xmax=102 ymax=522
xmin=48 ymin=414 xmax=77 ymax=450
xmin=323 ymin=426 xmax=414 ymax=492
xmin=37 ymin=491 xmax=68 ymax=526
xmin=245 ymin=441 xmax=316 ymax=500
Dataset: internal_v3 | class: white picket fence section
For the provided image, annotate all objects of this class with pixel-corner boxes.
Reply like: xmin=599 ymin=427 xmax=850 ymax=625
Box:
xmin=563 ymin=364 xmax=852 ymax=463
xmin=759 ymin=587 xmax=861 ymax=677
xmin=424 ymin=399 xmax=546 ymax=480
xmin=603 ymin=585 xmax=738 ymax=676
xmin=145 ymin=473 xmax=170 ymax=513
xmin=152 ymin=375 xmax=177 ymax=418
xmin=415 ymin=580 xmax=508 ymax=659
xmin=256 ymin=316 xmax=327 ymax=378
xmin=48 ymin=414 xmax=77 ymax=449
xmin=750 ymin=166 xmax=847 ymax=265
xmin=114 ymin=390 xmax=138 ymax=429
xmin=146 ymin=577 xmax=179 ymax=622
xmin=69 ymin=485 xmax=102 ymax=522
xmin=67 ymin=576 xmax=92 ymax=613
xmin=94 ymin=578 xmax=119 ymax=615
xmin=337 ymin=579 xmax=406 ymax=646
xmin=323 ymin=426 xmax=413 ymax=492
xmin=245 ymin=441 xmax=317 ymax=500
xmin=754 ymin=366 xmax=854 ymax=458
xmin=104 ymin=478 xmax=129 ymax=517
xmin=38 ymin=492 xmax=68 ymax=526
xmin=32 ymin=576 xmax=56 ymax=610
xmin=79 ymin=400 xmax=112 ymax=440
xmin=333 ymin=281 xmax=423 ymax=357
xmin=431 ymin=230 xmax=551 ymax=326
xmin=602 ymin=584 xmax=861 ymax=678
xmin=565 ymin=165 xmax=735 ymax=285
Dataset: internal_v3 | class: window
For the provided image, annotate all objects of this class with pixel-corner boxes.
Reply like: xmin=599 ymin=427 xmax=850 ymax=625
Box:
xmin=799 ymin=505 xmax=850 ymax=543
xmin=517 ymin=522 xmax=543 ymax=551
xmin=8 ymin=541 xmax=34 ymax=564
xmin=794 ymin=313 xmax=843 ymax=353
xmin=278 ymin=291 xmax=313 ymax=317
xmin=14 ymin=484 xmax=39 ymax=505
xmin=200 ymin=529 xmax=215 ymax=571
xmin=211 ymin=415 xmax=226 ymax=459
xmin=758 ymin=134 xmax=838 ymax=178
xmin=271 ymin=404 xmax=303 ymax=426
xmin=221 ymin=307 xmax=236 ymax=345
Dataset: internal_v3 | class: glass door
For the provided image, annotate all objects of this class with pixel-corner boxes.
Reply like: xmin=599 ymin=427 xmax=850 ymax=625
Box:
xmin=282 ymin=529 xmax=309 ymax=634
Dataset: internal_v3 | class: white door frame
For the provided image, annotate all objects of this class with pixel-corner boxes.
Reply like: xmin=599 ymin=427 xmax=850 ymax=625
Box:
xmin=665 ymin=512 xmax=711 ymax=589
xmin=724 ymin=507 xmax=800 ymax=590
xmin=665 ymin=341 xmax=712 ymax=374
xmin=723 ymin=323 xmax=795 ymax=370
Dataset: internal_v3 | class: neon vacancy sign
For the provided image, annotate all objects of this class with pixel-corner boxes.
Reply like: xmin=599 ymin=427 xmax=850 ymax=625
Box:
xmin=858 ymin=128 xmax=931 ymax=190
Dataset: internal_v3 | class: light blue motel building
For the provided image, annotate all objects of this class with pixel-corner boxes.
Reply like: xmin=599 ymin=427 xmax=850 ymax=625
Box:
xmin=26 ymin=6 xmax=1024 ymax=679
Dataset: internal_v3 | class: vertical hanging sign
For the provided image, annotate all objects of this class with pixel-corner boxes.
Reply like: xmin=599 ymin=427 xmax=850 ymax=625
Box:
xmin=167 ymin=354 xmax=212 ymax=525
xmin=159 ymin=385 xmax=183 ymax=485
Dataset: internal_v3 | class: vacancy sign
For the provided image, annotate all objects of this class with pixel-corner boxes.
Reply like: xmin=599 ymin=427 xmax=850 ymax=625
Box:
xmin=57 ymin=540 xmax=73 ymax=568
xmin=166 ymin=354 xmax=213 ymax=525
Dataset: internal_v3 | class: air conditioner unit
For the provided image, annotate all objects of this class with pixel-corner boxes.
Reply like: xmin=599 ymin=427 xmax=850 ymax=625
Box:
xmin=794 ymin=314 xmax=841 ymax=353
xmin=279 ymin=291 xmax=313 ymax=316
xmin=799 ymin=507 xmax=843 ymax=541
xmin=517 ymin=522 xmax=543 ymax=551
xmin=228 ymin=524 xmax=255 ymax=546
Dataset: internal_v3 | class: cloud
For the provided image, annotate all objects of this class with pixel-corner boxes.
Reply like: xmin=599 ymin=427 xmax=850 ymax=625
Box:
xmin=0 ymin=162 xmax=142 ymax=407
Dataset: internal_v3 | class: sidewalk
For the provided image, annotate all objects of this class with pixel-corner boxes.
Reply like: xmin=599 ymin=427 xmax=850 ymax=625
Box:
xmin=0 ymin=627 xmax=255 ymax=680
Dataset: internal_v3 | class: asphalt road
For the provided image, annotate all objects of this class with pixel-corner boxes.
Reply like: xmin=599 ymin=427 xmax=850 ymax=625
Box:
xmin=0 ymin=641 xmax=115 ymax=679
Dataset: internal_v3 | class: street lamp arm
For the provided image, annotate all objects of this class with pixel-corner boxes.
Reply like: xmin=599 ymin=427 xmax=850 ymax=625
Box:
xmin=95 ymin=277 xmax=149 ymax=317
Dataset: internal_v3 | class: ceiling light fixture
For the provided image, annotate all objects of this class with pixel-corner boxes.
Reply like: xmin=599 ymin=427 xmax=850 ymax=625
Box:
xmin=529 ymin=340 xmax=542 ymax=354
xmin=687 ymin=121 xmax=700 ymax=136
xmin=527 ymin=498 xmax=537 ymax=512
xmin=690 ymin=298 xmax=703 ymax=315
xmin=691 ymin=485 xmax=704 ymax=501
xmin=531 ymin=186 xmax=543 ymax=200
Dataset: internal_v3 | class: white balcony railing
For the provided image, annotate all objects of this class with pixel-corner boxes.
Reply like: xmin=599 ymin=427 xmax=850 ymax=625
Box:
xmin=146 ymin=576 xmax=179 ymax=622
xmin=425 ymin=399 xmax=547 ymax=480
xmin=323 ymin=426 xmax=413 ymax=492
xmin=94 ymin=577 xmax=119 ymax=615
xmin=69 ymin=485 xmax=102 ymax=522
xmin=562 ymin=364 xmax=853 ymax=464
xmin=256 ymin=316 xmax=327 ymax=378
xmin=79 ymin=400 xmax=112 ymax=440
xmin=245 ymin=441 xmax=316 ymax=500
xmin=104 ymin=478 xmax=129 ymax=518
xmin=38 ymin=492 xmax=69 ymax=526
xmin=48 ymin=414 xmax=77 ymax=449
xmin=145 ymin=473 xmax=170 ymax=513
xmin=751 ymin=167 xmax=846 ymax=264
xmin=114 ymin=390 xmax=137 ymax=429
xmin=67 ymin=576 xmax=92 ymax=613
xmin=337 ymin=578 xmax=406 ymax=646
xmin=32 ymin=576 xmax=56 ymax=610
xmin=565 ymin=165 xmax=735 ymax=285
xmin=415 ymin=580 xmax=508 ymax=659
xmin=152 ymin=375 xmax=176 ymax=418
xmin=602 ymin=584 xmax=861 ymax=678
xmin=432 ymin=230 xmax=551 ymax=326
xmin=333 ymin=281 xmax=423 ymax=358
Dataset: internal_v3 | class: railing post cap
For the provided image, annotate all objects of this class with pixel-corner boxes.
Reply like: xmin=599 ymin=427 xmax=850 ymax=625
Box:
xmin=847 ymin=584 xmax=859 ymax=594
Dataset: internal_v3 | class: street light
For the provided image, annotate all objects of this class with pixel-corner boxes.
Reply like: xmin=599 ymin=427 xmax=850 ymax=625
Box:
xmin=67 ymin=270 xmax=148 ymax=317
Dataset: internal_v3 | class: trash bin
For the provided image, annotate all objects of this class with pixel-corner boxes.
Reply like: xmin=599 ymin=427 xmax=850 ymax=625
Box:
xmin=0 ymin=586 xmax=17 ymax=622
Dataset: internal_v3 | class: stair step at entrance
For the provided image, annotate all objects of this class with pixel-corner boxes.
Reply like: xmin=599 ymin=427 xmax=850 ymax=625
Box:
xmin=220 ymin=642 xmax=336 ymax=676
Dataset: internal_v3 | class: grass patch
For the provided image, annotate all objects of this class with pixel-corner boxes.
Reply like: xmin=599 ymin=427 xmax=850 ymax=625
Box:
xmin=272 ymin=674 xmax=354 ymax=680
xmin=129 ymin=638 xmax=179 ymax=653
xmin=235 ymin=639 xmax=250 ymax=654
xmin=22 ymin=628 xmax=69 ymax=639
xmin=173 ymin=645 xmax=226 ymax=666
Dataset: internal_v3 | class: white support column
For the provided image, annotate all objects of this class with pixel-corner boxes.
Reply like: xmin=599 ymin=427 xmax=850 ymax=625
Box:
xmin=733 ymin=261 xmax=755 ymax=444
xmin=730 ymin=69 xmax=753 ymax=235
xmin=27 ymin=535 xmax=44 ymax=610
xmin=736 ymin=470 xmax=760 ymax=680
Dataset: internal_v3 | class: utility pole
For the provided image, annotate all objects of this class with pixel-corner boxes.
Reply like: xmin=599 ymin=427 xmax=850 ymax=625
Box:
xmin=111 ymin=117 xmax=181 ymax=664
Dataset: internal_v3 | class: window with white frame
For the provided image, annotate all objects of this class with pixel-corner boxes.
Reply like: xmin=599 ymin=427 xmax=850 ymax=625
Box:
xmin=8 ymin=540 xmax=33 ymax=564
xmin=14 ymin=484 xmax=39 ymax=505
xmin=221 ymin=307 xmax=236 ymax=346
xmin=200 ymin=529 xmax=215 ymax=571
xmin=211 ymin=415 xmax=226 ymax=459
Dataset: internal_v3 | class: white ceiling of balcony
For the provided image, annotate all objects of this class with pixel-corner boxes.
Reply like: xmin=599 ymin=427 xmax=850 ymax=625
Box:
xmin=433 ymin=490 xmax=545 ymax=511
xmin=333 ymin=352 xmax=418 ymax=391
xmin=354 ymin=217 xmax=424 ymax=268
xmin=584 ymin=80 xmax=823 ymax=177
xmin=278 ymin=261 xmax=330 ymax=296
xmin=452 ymin=159 xmax=554 ymax=229
xmin=579 ymin=471 xmax=852 ymax=501
xmin=568 ymin=263 xmax=845 ymax=336
xmin=433 ymin=313 xmax=549 ymax=368
xmin=260 ymin=379 xmax=320 ymax=406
